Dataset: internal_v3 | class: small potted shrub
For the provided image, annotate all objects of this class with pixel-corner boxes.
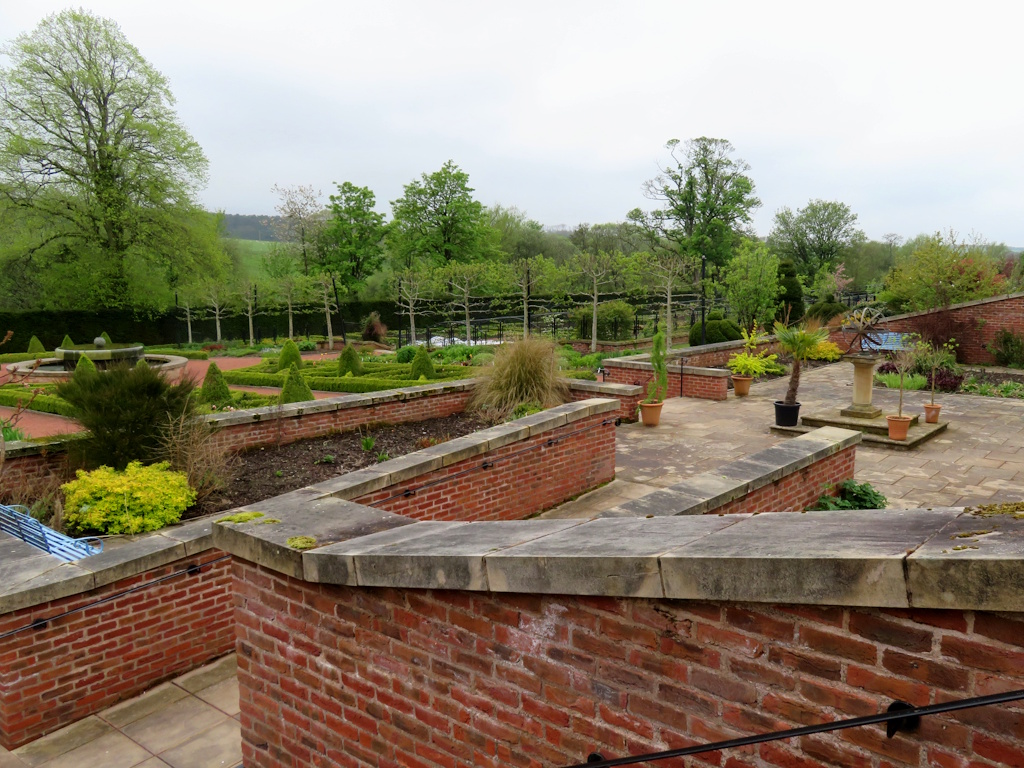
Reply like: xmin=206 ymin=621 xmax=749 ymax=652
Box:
xmin=640 ymin=323 xmax=668 ymax=426
xmin=886 ymin=345 xmax=915 ymax=440
xmin=914 ymin=338 xmax=958 ymax=423
xmin=726 ymin=322 xmax=775 ymax=396
xmin=772 ymin=320 xmax=828 ymax=426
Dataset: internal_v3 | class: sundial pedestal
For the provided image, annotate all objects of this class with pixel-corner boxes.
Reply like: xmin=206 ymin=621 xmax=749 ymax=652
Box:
xmin=841 ymin=354 xmax=883 ymax=419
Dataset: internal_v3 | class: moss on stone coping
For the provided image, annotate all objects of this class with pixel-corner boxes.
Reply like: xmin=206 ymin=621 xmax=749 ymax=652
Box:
xmin=286 ymin=535 xmax=318 ymax=551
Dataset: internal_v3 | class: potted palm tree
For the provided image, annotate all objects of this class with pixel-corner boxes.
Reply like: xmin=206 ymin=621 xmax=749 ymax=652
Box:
xmin=886 ymin=345 xmax=915 ymax=439
xmin=772 ymin=320 xmax=829 ymax=426
xmin=640 ymin=323 xmax=668 ymax=426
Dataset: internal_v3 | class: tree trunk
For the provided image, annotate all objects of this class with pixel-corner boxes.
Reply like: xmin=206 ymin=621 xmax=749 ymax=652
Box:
xmin=785 ymin=359 xmax=801 ymax=405
xmin=287 ymin=297 xmax=294 ymax=340
xmin=214 ymin=306 xmax=222 ymax=342
xmin=409 ymin=304 xmax=416 ymax=345
xmin=522 ymin=286 xmax=529 ymax=339
xmin=665 ymin=282 xmax=673 ymax=350
xmin=323 ymin=285 xmax=334 ymax=350
xmin=591 ymin=276 xmax=599 ymax=353
xmin=185 ymin=305 xmax=193 ymax=345
xmin=464 ymin=296 xmax=471 ymax=346
xmin=248 ymin=309 xmax=255 ymax=347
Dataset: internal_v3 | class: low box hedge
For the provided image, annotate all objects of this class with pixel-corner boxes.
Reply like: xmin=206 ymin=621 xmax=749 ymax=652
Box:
xmin=0 ymin=387 xmax=78 ymax=417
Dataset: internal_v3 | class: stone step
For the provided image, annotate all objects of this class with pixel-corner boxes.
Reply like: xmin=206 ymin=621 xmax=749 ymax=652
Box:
xmin=771 ymin=419 xmax=947 ymax=450
xmin=801 ymin=411 xmax=919 ymax=437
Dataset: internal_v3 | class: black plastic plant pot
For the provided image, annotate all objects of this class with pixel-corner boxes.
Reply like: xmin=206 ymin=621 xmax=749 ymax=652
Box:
xmin=774 ymin=401 xmax=801 ymax=427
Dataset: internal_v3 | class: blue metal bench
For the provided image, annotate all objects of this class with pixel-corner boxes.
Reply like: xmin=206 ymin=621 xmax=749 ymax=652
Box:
xmin=861 ymin=331 xmax=911 ymax=353
xmin=0 ymin=503 xmax=103 ymax=562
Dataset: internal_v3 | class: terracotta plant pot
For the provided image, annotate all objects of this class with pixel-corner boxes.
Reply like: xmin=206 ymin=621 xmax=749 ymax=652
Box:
xmin=731 ymin=375 xmax=753 ymax=397
xmin=887 ymin=415 xmax=913 ymax=441
xmin=923 ymin=403 xmax=942 ymax=424
xmin=639 ymin=401 xmax=664 ymax=427
xmin=774 ymin=401 xmax=800 ymax=427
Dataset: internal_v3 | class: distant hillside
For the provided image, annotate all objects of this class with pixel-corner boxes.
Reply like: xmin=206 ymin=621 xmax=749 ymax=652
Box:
xmin=221 ymin=214 xmax=280 ymax=241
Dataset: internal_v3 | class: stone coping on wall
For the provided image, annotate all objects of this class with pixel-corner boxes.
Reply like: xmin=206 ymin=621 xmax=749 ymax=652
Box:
xmin=601 ymin=356 xmax=730 ymax=378
xmin=0 ymin=516 xmax=215 ymax=615
xmin=882 ymin=290 xmax=1024 ymax=323
xmin=603 ymin=426 xmax=861 ymax=517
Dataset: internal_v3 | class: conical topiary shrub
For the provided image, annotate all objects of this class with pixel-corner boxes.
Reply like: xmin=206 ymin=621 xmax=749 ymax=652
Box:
xmin=201 ymin=362 xmax=232 ymax=404
xmin=277 ymin=339 xmax=303 ymax=372
xmin=337 ymin=344 xmax=363 ymax=377
xmin=74 ymin=354 xmax=97 ymax=377
xmin=410 ymin=346 xmax=434 ymax=380
xmin=61 ymin=334 xmax=74 ymax=348
xmin=101 ymin=332 xmax=112 ymax=345
xmin=27 ymin=335 xmax=45 ymax=354
xmin=279 ymin=363 xmax=313 ymax=405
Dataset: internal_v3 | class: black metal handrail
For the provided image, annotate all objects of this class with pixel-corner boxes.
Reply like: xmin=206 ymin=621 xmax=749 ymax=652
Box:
xmin=567 ymin=689 xmax=1024 ymax=768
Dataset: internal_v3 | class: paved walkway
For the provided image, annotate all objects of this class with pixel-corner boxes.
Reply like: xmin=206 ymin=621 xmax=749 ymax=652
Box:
xmin=0 ymin=655 xmax=240 ymax=768
xmin=549 ymin=362 xmax=1024 ymax=518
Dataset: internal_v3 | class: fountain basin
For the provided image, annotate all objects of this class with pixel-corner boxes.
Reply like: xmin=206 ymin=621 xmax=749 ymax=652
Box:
xmin=5 ymin=355 xmax=189 ymax=385
xmin=54 ymin=344 xmax=145 ymax=371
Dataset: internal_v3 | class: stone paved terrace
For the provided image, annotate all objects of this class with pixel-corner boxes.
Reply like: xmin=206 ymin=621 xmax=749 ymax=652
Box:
xmin=548 ymin=361 xmax=1024 ymax=518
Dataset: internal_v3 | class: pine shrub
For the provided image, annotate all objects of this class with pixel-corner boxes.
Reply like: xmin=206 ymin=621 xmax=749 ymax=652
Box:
xmin=338 ymin=344 xmax=363 ymax=377
xmin=410 ymin=346 xmax=435 ymax=380
xmin=279 ymin=363 xmax=314 ymax=404
xmin=56 ymin=363 xmax=197 ymax=470
xmin=277 ymin=339 xmax=303 ymax=372
xmin=201 ymin=362 xmax=232 ymax=404
xmin=27 ymin=335 xmax=45 ymax=354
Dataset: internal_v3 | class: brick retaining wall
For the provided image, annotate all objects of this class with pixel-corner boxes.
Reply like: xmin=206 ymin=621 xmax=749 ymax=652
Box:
xmin=0 ymin=548 xmax=233 ymax=749
xmin=232 ymin=560 xmax=1024 ymax=768
xmin=713 ymin=446 xmax=855 ymax=514
xmin=351 ymin=412 xmax=616 ymax=522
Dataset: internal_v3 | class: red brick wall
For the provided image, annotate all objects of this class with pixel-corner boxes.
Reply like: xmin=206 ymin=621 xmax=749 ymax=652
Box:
xmin=605 ymin=366 xmax=727 ymax=402
xmin=569 ymin=388 xmax=640 ymax=423
xmin=233 ymin=561 xmax=1024 ymax=768
xmin=352 ymin=413 xmax=616 ymax=522
xmin=0 ymin=450 xmax=67 ymax=499
xmin=568 ymin=339 xmax=653 ymax=354
xmin=0 ymin=549 xmax=234 ymax=749
xmin=209 ymin=390 xmax=473 ymax=453
xmin=713 ymin=446 xmax=854 ymax=515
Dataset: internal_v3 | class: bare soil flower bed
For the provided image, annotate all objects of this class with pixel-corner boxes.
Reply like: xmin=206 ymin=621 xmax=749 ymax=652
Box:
xmin=197 ymin=412 xmax=490 ymax=517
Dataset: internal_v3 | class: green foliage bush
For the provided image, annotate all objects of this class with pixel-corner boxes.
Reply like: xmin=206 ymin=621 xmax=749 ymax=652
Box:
xmin=279 ymin=363 xmax=314 ymax=404
xmin=688 ymin=313 xmax=743 ymax=346
xmin=0 ymin=387 xmax=77 ymax=417
xmin=60 ymin=334 xmax=74 ymax=348
xmin=74 ymin=355 xmax=97 ymax=376
xmin=395 ymin=345 xmax=418 ymax=363
xmin=809 ymin=479 xmax=887 ymax=511
xmin=808 ymin=340 xmax=843 ymax=362
xmin=297 ymin=340 xmax=317 ymax=352
xmin=570 ymin=299 xmax=635 ymax=341
xmin=201 ymin=362 xmax=232 ymax=404
xmin=470 ymin=338 xmax=569 ymax=420
xmin=410 ymin=346 xmax=435 ymax=380
xmin=874 ymin=372 xmax=927 ymax=390
xmin=277 ymin=339 xmax=303 ymax=372
xmin=338 ymin=344 xmax=363 ymax=377
xmin=56 ymin=363 xmax=197 ymax=470
xmin=988 ymin=329 xmax=1024 ymax=367
xmin=433 ymin=344 xmax=474 ymax=364
xmin=0 ymin=352 xmax=53 ymax=364
xmin=471 ymin=352 xmax=494 ymax=366
xmin=26 ymin=335 xmax=45 ymax=354
xmin=805 ymin=295 xmax=847 ymax=323
xmin=62 ymin=461 xmax=196 ymax=535
xmin=143 ymin=348 xmax=209 ymax=360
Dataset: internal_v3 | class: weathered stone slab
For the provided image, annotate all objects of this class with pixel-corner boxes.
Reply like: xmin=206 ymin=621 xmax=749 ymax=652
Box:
xmin=485 ymin=516 xmax=747 ymax=597
xmin=907 ymin=509 xmax=1024 ymax=611
xmin=0 ymin=558 xmax=95 ymax=615
xmin=212 ymin=498 xmax=412 ymax=578
xmin=304 ymin=521 xmax=465 ymax=585
xmin=78 ymin=534 xmax=186 ymax=589
xmin=600 ymin=488 xmax=710 ymax=517
xmin=346 ymin=520 xmax=583 ymax=590
xmin=158 ymin=519 xmax=216 ymax=556
xmin=660 ymin=508 xmax=963 ymax=607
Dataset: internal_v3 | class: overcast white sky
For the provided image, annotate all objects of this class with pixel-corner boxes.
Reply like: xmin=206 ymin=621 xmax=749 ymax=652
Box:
xmin=3 ymin=1 xmax=1022 ymax=244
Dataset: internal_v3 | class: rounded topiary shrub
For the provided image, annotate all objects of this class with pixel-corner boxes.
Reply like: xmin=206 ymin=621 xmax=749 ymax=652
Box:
xmin=806 ymin=294 xmax=847 ymax=324
xmin=201 ymin=362 xmax=232 ymax=404
xmin=62 ymin=461 xmax=196 ymax=535
xmin=338 ymin=344 xmax=362 ymax=377
xmin=410 ymin=346 xmax=434 ymax=380
xmin=279 ymin=363 xmax=313 ymax=405
xmin=777 ymin=260 xmax=805 ymax=322
xmin=277 ymin=339 xmax=303 ymax=372
xmin=27 ymin=335 xmax=45 ymax=354
xmin=689 ymin=311 xmax=743 ymax=346
xmin=395 ymin=345 xmax=417 ymax=363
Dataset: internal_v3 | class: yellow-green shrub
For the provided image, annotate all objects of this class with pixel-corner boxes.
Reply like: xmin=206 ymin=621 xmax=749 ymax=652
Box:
xmin=809 ymin=340 xmax=842 ymax=362
xmin=61 ymin=461 xmax=196 ymax=535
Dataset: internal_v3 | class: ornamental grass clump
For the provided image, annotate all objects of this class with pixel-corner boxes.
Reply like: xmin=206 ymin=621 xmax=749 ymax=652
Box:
xmin=338 ymin=344 xmax=363 ymax=377
xmin=470 ymin=337 xmax=569 ymax=421
xmin=62 ymin=461 xmax=196 ymax=535
xmin=276 ymin=339 xmax=303 ymax=372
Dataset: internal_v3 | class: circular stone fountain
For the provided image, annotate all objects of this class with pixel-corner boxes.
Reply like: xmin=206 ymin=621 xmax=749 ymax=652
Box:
xmin=5 ymin=337 xmax=187 ymax=384
xmin=54 ymin=338 xmax=145 ymax=371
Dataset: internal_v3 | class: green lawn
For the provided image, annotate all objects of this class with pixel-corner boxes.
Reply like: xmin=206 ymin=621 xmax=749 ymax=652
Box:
xmin=227 ymin=238 xmax=277 ymax=281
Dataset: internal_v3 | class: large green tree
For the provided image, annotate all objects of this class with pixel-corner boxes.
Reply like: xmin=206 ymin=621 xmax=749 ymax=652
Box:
xmin=629 ymin=137 xmax=760 ymax=271
xmin=389 ymin=161 xmax=491 ymax=268
xmin=0 ymin=9 xmax=210 ymax=308
xmin=318 ymin=182 xmax=387 ymax=292
xmin=768 ymin=199 xmax=864 ymax=281
xmin=723 ymin=239 xmax=782 ymax=332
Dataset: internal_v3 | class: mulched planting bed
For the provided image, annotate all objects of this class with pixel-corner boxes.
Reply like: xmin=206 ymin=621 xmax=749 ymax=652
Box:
xmin=197 ymin=411 xmax=490 ymax=516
